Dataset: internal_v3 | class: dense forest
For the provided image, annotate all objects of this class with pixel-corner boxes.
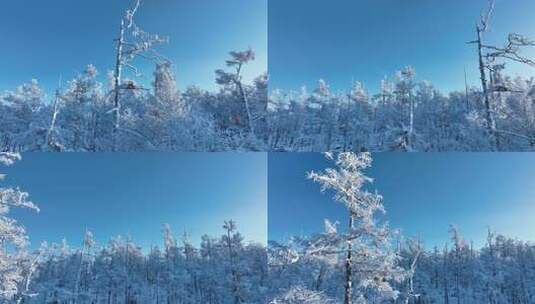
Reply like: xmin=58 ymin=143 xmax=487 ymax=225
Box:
xmin=0 ymin=153 xmax=269 ymax=303
xmin=0 ymin=61 xmax=267 ymax=152
xmin=267 ymin=69 xmax=535 ymax=152
xmin=26 ymin=223 xmax=268 ymax=304
xmin=2 ymin=153 xmax=535 ymax=303
xmin=269 ymin=226 xmax=535 ymax=304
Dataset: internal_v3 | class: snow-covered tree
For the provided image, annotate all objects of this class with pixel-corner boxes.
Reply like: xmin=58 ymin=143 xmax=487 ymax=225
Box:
xmin=306 ymin=152 xmax=406 ymax=304
xmin=216 ymin=48 xmax=258 ymax=140
xmin=111 ymin=0 xmax=168 ymax=150
xmin=0 ymin=153 xmax=40 ymax=302
xmin=27 ymin=220 xmax=269 ymax=304
xmin=270 ymin=285 xmax=336 ymax=304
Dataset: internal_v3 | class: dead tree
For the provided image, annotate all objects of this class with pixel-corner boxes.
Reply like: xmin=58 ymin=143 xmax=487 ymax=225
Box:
xmin=467 ymin=0 xmax=498 ymax=149
xmin=112 ymin=0 xmax=168 ymax=150
xmin=468 ymin=0 xmax=535 ymax=150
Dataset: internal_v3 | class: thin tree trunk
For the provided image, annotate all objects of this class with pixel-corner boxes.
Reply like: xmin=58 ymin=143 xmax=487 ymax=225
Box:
xmin=226 ymin=229 xmax=242 ymax=304
xmin=235 ymin=62 xmax=256 ymax=139
xmin=113 ymin=20 xmax=125 ymax=151
xmin=476 ymin=25 xmax=499 ymax=150
xmin=344 ymin=213 xmax=354 ymax=304
xmin=408 ymin=90 xmax=414 ymax=150
xmin=74 ymin=249 xmax=85 ymax=304
xmin=237 ymin=81 xmax=255 ymax=138
xmin=45 ymin=88 xmax=61 ymax=150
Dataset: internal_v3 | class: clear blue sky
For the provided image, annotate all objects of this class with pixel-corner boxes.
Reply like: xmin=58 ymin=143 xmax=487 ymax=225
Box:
xmin=269 ymin=0 xmax=535 ymax=93
xmin=3 ymin=153 xmax=267 ymax=250
xmin=269 ymin=153 xmax=535 ymax=249
xmin=0 ymin=0 xmax=267 ymax=93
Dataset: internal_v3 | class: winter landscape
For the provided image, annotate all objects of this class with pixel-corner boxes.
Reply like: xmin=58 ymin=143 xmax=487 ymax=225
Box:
xmin=4 ymin=151 xmax=535 ymax=303
xmin=3 ymin=0 xmax=535 ymax=303
xmin=0 ymin=153 xmax=268 ymax=303
xmin=0 ymin=1 xmax=267 ymax=152
xmin=268 ymin=0 xmax=535 ymax=152
xmin=268 ymin=152 xmax=535 ymax=303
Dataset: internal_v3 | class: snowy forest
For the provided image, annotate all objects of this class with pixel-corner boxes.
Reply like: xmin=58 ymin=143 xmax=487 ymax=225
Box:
xmin=0 ymin=152 xmax=269 ymax=303
xmin=268 ymin=0 xmax=535 ymax=152
xmin=0 ymin=0 xmax=268 ymax=152
xmin=268 ymin=152 xmax=535 ymax=304
xmin=3 ymin=152 xmax=535 ymax=303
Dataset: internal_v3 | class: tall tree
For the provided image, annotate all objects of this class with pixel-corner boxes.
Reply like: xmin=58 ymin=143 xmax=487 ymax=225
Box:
xmin=0 ymin=153 xmax=40 ymax=301
xmin=216 ymin=48 xmax=257 ymax=138
xmin=468 ymin=0 xmax=535 ymax=150
xmin=307 ymin=152 xmax=405 ymax=304
xmin=111 ymin=0 xmax=167 ymax=150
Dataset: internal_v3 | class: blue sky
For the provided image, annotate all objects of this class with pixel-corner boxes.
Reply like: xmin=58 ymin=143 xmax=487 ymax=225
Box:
xmin=3 ymin=153 xmax=267 ymax=250
xmin=0 ymin=0 xmax=266 ymax=93
xmin=269 ymin=0 xmax=535 ymax=93
xmin=269 ymin=153 xmax=535 ymax=249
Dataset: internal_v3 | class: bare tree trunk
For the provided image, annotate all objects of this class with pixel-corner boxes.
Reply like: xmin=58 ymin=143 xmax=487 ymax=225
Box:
xmin=73 ymin=249 xmax=85 ymax=304
xmin=16 ymin=251 xmax=43 ymax=304
xmin=113 ymin=20 xmax=125 ymax=151
xmin=45 ymin=88 xmax=61 ymax=150
xmin=408 ymin=90 xmax=414 ymax=150
xmin=315 ymin=265 xmax=326 ymax=291
xmin=476 ymin=25 xmax=499 ymax=150
xmin=464 ymin=67 xmax=470 ymax=112
xmin=234 ymin=62 xmax=256 ymax=139
xmin=236 ymin=80 xmax=255 ymax=138
xmin=443 ymin=245 xmax=449 ymax=304
xmin=344 ymin=213 xmax=354 ymax=304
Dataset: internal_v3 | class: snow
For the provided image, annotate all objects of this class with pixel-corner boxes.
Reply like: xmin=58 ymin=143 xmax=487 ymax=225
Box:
xmin=268 ymin=69 xmax=535 ymax=152
xmin=0 ymin=61 xmax=268 ymax=152
xmin=3 ymin=153 xmax=535 ymax=303
xmin=268 ymin=153 xmax=535 ymax=303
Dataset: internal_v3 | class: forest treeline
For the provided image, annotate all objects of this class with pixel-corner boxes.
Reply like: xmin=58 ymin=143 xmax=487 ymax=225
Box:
xmin=0 ymin=153 xmax=270 ymax=304
xmin=269 ymin=226 xmax=535 ymax=304
xmin=2 ymin=0 xmax=535 ymax=152
xmin=3 ymin=153 xmax=535 ymax=304
xmin=267 ymin=69 xmax=535 ymax=152
xmin=0 ymin=60 xmax=268 ymax=152
xmin=1 ymin=0 xmax=268 ymax=152
xmin=26 ymin=223 xmax=268 ymax=304
xmin=5 ymin=62 xmax=535 ymax=152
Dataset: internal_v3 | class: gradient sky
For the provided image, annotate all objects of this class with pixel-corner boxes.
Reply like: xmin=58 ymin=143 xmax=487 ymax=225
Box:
xmin=2 ymin=153 xmax=267 ymax=250
xmin=269 ymin=153 xmax=535 ymax=249
xmin=269 ymin=0 xmax=535 ymax=94
xmin=0 ymin=0 xmax=266 ymax=93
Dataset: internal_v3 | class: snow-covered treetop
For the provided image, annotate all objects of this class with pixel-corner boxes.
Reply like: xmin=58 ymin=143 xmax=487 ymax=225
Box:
xmin=0 ymin=153 xmax=39 ymax=215
xmin=216 ymin=48 xmax=257 ymax=86
xmin=313 ymin=79 xmax=331 ymax=99
xmin=308 ymin=152 xmax=384 ymax=225
xmin=227 ymin=48 xmax=256 ymax=66
xmin=270 ymin=286 xmax=336 ymax=304
xmin=0 ymin=153 xmax=21 ymax=167
xmin=223 ymin=219 xmax=238 ymax=232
